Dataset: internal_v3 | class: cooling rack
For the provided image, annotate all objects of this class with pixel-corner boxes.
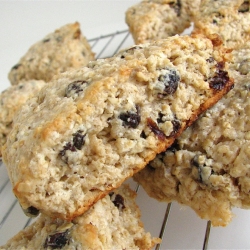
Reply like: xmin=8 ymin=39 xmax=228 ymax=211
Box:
xmin=0 ymin=30 xmax=248 ymax=250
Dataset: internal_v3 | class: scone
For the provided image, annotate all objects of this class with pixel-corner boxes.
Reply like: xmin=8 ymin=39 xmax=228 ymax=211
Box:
xmin=0 ymin=184 xmax=160 ymax=250
xmin=125 ymin=0 xmax=201 ymax=44
xmin=8 ymin=22 xmax=95 ymax=85
xmin=2 ymin=34 xmax=233 ymax=220
xmin=193 ymin=0 xmax=250 ymax=49
xmin=0 ymin=80 xmax=46 ymax=157
xmin=134 ymin=45 xmax=250 ymax=227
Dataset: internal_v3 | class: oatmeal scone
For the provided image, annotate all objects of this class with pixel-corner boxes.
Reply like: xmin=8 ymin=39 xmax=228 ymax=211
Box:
xmin=125 ymin=0 xmax=201 ymax=44
xmin=2 ymin=34 xmax=233 ymax=220
xmin=8 ymin=22 xmax=95 ymax=85
xmin=134 ymin=46 xmax=250 ymax=227
xmin=0 ymin=184 xmax=160 ymax=250
xmin=0 ymin=80 xmax=46 ymax=157
xmin=193 ymin=0 xmax=250 ymax=49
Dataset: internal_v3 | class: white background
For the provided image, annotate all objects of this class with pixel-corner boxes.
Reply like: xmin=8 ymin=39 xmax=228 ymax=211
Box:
xmin=0 ymin=1 xmax=250 ymax=249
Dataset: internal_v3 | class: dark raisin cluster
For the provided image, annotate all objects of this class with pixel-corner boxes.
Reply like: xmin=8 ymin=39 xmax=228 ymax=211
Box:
xmin=156 ymin=68 xmax=180 ymax=98
xmin=59 ymin=130 xmax=86 ymax=161
xmin=109 ymin=193 xmax=126 ymax=210
xmin=209 ymin=62 xmax=230 ymax=90
xmin=119 ymin=105 xmax=141 ymax=128
xmin=44 ymin=230 xmax=70 ymax=249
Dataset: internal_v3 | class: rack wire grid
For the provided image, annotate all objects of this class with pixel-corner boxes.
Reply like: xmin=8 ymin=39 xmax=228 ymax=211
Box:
xmin=0 ymin=30 xmax=249 ymax=250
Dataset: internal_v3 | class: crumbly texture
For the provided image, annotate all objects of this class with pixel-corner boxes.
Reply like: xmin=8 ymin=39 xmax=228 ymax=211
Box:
xmin=134 ymin=46 xmax=250 ymax=227
xmin=0 ymin=184 xmax=160 ymax=250
xmin=0 ymin=80 xmax=46 ymax=157
xmin=125 ymin=0 xmax=201 ymax=44
xmin=193 ymin=0 xmax=250 ymax=49
xmin=2 ymin=34 xmax=233 ymax=220
xmin=8 ymin=22 xmax=95 ymax=85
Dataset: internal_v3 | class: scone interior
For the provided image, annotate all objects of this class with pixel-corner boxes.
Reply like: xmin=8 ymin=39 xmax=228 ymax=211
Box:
xmin=0 ymin=184 xmax=161 ymax=250
xmin=2 ymin=34 xmax=233 ymax=220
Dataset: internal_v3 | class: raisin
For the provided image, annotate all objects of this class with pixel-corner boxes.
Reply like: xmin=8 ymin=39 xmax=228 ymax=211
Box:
xmin=239 ymin=0 xmax=249 ymax=13
xmin=73 ymin=131 xmax=86 ymax=150
xmin=112 ymin=194 xmax=125 ymax=210
xmin=170 ymin=0 xmax=181 ymax=16
xmin=43 ymin=38 xmax=50 ymax=43
xmin=59 ymin=142 xmax=76 ymax=157
xmin=168 ymin=119 xmax=181 ymax=137
xmin=140 ymin=130 xmax=147 ymax=139
xmin=147 ymin=118 xmax=166 ymax=141
xmin=156 ymin=68 xmax=180 ymax=98
xmin=157 ymin=112 xmax=164 ymax=124
xmin=65 ymin=80 xmax=88 ymax=97
xmin=206 ymin=57 xmax=215 ymax=63
xmin=167 ymin=140 xmax=180 ymax=153
xmin=44 ymin=230 xmax=69 ymax=249
xmin=209 ymin=70 xmax=230 ymax=90
xmin=119 ymin=105 xmax=141 ymax=128
xmin=11 ymin=64 xmax=21 ymax=70
xmin=25 ymin=206 xmax=40 ymax=217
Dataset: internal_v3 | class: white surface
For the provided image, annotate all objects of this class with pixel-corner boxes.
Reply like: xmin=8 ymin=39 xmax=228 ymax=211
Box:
xmin=1 ymin=1 xmax=250 ymax=249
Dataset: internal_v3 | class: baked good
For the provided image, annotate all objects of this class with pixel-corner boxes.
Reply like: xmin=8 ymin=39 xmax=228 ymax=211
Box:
xmin=2 ymin=34 xmax=233 ymax=220
xmin=193 ymin=0 xmax=250 ymax=49
xmin=134 ymin=45 xmax=250 ymax=227
xmin=8 ymin=22 xmax=95 ymax=85
xmin=0 ymin=184 xmax=161 ymax=250
xmin=0 ymin=80 xmax=46 ymax=157
xmin=125 ymin=0 xmax=201 ymax=44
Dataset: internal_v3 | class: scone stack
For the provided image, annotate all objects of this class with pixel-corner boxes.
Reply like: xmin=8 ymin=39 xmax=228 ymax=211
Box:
xmin=0 ymin=0 xmax=249 ymax=248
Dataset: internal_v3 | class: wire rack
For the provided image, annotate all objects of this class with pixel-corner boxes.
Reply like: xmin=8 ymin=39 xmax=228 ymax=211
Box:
xmin=0 ymin=30 xmax=247 ymax=249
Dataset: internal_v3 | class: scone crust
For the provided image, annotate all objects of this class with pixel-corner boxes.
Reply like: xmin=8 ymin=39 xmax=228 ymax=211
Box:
xmin=3 ymin=34 xmax=233 ymax=220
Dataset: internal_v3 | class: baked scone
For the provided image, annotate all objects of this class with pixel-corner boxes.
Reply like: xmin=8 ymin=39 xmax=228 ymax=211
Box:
xmin=193 ymin=0 xmax=250 ymax=49
xmin=2 ymin=34 xmax=233 ymax=220
xmin=134 ymin=45 xmax=250 ymax=227
xmin=0 ymin=184 xmax=160 ymax=250
xmin=8 ymin=22 xmax=95 ymax=85
xmin=0 ymin=80 xmax=46 ymax=157
xmin=125 ymin=0 xmax=201 ymax=44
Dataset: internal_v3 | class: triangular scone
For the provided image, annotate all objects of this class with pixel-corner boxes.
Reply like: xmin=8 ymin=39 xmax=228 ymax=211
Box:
xmin=193 ymin=0 xmax=250 ymax=49
xmin=0 ymin=80 xmax=46 ymax=157
xmin=3 ymin=34 xmax=233 ymax=220
xmin=8 ymin=22 xmax=95 ymax=85
xmin=126 ymin=0 xmax=201 ymax=44
xmin=0 ymin=184 xmax=160 ymax=250
xmin=134 ymin=45 xmax=250 ymax=227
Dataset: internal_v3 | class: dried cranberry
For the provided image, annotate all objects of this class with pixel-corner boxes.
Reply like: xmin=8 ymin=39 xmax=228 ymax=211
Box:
xmin=44 ymin=230 xmax=69 ymax=249
xmin=147 ymin=118 xmax=166 ymax=141
xmin=119 ymin=105 xmax=141 ymax=128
